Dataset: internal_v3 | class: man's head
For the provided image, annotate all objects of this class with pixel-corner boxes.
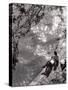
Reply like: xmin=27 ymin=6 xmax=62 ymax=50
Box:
xmin=54 ymin=51 xmax=57 ymax=56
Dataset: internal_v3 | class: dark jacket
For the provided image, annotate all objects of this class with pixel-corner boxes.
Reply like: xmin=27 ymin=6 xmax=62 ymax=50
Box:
xmin=52 ymin=55 xmax=59 ymax=71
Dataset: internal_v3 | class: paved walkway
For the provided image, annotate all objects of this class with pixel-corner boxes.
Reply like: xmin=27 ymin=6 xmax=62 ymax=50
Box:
xmin=29 ymin=64 xmax=62 ymax=85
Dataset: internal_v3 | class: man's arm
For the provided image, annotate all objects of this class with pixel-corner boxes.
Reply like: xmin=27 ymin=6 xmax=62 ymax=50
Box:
xmin=42 ymin=64 xmax=46 ymax=68
xmin=42 ymin=61 xmax=49 ymax=68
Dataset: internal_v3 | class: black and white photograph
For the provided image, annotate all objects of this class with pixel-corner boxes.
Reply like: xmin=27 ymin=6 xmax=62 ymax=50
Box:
xmin=9 ymin=3 xmax=66 ymax=87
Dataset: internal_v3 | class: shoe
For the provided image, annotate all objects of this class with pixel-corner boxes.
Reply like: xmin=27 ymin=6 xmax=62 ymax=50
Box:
xmin=41 ymin=73 xmax=46 ymax=75
xmin=41 ymin=73 xmax=49 ymax=77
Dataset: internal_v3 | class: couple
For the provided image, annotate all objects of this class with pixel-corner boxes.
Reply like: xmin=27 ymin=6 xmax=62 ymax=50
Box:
xmin=41 ymin=51 xmax=59 ymax=77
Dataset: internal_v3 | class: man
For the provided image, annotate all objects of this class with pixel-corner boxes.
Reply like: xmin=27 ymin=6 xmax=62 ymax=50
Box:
xmin=52 ymin=51 xmax=59 ymax=71
xmin=41 ymin=51 xmax=59 ymax=77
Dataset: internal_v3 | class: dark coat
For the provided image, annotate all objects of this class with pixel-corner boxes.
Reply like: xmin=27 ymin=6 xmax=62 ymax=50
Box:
xmin=52 ymin=55 xmax=59 ymax=71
